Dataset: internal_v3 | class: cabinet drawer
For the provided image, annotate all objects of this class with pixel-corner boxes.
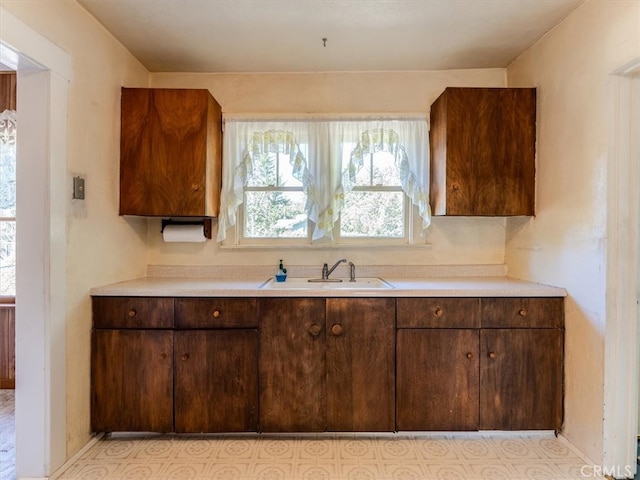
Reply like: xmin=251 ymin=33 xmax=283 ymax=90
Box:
xmin=481 ymin=297 xmax=564 ymax=328
xmin=175 ymin=298 xmax=258 ymax=328
xmin=92 ymin=297 xmax=174 ymax=329
xmin=397 ymin=298 xmax=480 ymax=328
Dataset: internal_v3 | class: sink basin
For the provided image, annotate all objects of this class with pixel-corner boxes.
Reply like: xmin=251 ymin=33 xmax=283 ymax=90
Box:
xmin=260 ymin=277 xmax=394 ymax=290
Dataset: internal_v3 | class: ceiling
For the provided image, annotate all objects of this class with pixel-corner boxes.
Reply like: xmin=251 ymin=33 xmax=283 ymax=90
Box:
xmin=77 ymin=0 xmax=583 ymax=73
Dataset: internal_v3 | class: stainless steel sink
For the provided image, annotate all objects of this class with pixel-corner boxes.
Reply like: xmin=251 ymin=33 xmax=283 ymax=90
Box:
xmin=260 ymin=277 xmax=394 ymax=290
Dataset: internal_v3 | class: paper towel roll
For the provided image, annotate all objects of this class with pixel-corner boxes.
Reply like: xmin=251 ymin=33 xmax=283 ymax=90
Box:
xmin=162 ymin=224 xmax=206 ymax=243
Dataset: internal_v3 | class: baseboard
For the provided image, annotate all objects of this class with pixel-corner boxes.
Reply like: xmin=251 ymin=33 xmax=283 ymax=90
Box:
xmin=47 ymin=433 xmax=104 ymax=480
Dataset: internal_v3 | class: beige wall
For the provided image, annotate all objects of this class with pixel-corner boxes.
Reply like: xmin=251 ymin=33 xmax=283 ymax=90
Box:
xmin=148 ymin=70 xmax=508 ymax=268
xmin=0 ymin=0 xmax=151 ymax=458
xmin=506 ymin=0 xmax=640 ymax=463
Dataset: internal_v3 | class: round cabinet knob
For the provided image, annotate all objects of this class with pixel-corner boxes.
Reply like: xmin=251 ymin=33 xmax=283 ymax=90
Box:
xmin=127 ymin=309 xmax=137 ymax=317
xmin=452 ymin=183 xmax=460 ymax=191
xmin=308 ymin=323 xmax=322 ymax=337
xmin=433 ymin=307 xmax=443 ymax=318
xmin=466 ymin=352 xmax=473 ymax=359
xmin=181 ymin=353 xmax=189 ymax=361
xmin=331 ymin=324 xmax=344 ymax=336
xmin=518 ymin=309 xmax=527 ymax=317
xmin=212 ymin=310 xmax=221 ymax=318
xmin=191 ymin=184 xmax=200 ymax=191
xmin=160 ymin=353 xmax=167 ymax=360
xmin=489 ymin=351 xmax=496 ymax=359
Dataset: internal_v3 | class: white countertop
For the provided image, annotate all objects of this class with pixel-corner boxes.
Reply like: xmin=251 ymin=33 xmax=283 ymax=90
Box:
xmin=90 ymin=275 xmax=566 ymax=298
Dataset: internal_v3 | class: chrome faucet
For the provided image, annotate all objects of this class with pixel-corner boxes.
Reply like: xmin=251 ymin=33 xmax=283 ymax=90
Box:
xmin=322 ymin=258 xmax=346 ymax=280
xmin=349 ymin=262 xmax=356 ymax=282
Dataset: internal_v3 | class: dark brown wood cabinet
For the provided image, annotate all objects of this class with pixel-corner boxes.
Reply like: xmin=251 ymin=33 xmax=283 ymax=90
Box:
xmin=396 ymin=296 xmax=563 ymax=432
xmin=91 ymin=296 xmax=259 ymax=434
xmin=91 ymin=329 xmax=173 ymax=432
xmin=259 ymin=297 xmax=395 ymax=433
xmin=479 ymin=297 xmax=564 ymax=430
xmin=326 ymin=298 xmax=395 ymax=431
xmin=119 ymin=88 xmax=222 ymax=217
xmin=174 ymin=329 xmax=258 ymax=433
xmin=258 ymin=298 xmax=326 ymax=432
xmin=396 ymin=298 xmax=480 ymax=431
xmin=92 ymin=294 xmax=563 ymax=434
xmin=429 ymin=87 xmax=536 ymax=216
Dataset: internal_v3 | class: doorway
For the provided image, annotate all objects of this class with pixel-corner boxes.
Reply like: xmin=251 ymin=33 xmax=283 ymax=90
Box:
xmin=0 ymin=68 xmax=16 ymax=480
xmin=0 ymin=6 xmax=71 ymax=478
xmin=603 ymin=60 xmax=640 ymax=479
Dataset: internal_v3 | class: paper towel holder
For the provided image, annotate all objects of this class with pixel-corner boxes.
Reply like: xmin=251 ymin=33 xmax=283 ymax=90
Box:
xmin=161 ymin=218 xmax=212 ymax=239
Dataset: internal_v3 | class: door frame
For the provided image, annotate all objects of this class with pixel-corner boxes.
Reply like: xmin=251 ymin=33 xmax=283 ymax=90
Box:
xmin=603 ymin=58 xmax=640 ymax=476
xmin=0 ymin=7 xmax=71 ymax=478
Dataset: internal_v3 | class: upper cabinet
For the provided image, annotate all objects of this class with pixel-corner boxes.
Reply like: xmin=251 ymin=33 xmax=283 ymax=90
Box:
xmin=119 ymin=88 xmax=222 ymax=217
xmin=429 ymin=87 xmax=536 ymax=216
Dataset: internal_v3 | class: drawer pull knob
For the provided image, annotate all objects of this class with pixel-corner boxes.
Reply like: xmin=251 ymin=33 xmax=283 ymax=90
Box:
xmin=127 ymin=309 xmax=136 ymax=317
xmin=433 ymin=307 xmax=443 ymax=318
xmin=181 ymin=354 xmax=189 ymax=361
xmin=331 ymin=324 xmax=344 ymax=336
xmin=160 ymin=353 xmax=167 ymax=359
xmin=519 ymin=309 xmax=527 ymax=317
xmin=452 ymin=183 xmax=460 ymax=191
xmin=466 ymin=352 xmax=473 ymax=359
xmin=308 ymin=323 xmax=322 ymax=337
xmin=212 ymin=310 xmax=221 ymax=318
xmin=191 ymin=184 xmax=200 ymax=191
xmin=489 ymin=351 xmax=496 ymax=359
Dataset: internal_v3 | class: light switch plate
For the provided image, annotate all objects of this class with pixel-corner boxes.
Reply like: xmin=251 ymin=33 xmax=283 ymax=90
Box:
xmin=73 ymin=176 xmax=85 ymax=199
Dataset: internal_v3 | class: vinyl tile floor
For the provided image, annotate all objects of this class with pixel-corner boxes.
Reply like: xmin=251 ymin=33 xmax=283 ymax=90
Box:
xmin=53 ymin=431 xmax=605 ymax=480
xmin=0 ymin=389 xmax=612 ymax=480
xmin=0 ymin=390 xmax=15 ymax=480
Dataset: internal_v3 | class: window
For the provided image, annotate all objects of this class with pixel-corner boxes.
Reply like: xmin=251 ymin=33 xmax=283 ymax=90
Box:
xmin=243 ymin=150 xmax=308 ymax=239
xmin=0 ymin=109 xmax=16 ymax=295
xmin=340 ymin=148 xmax=405 ymax=239
xmin=218 ymin=118 xmax=430 ymax=246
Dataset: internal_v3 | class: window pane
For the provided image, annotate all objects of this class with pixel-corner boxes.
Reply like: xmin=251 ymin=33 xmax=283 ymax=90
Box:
xmin=372 ymin=151 xmax=401 ymax=186
xmin=0 ymin=221 xmax=15 ymax=296
xmin=340 ymin=191 xmax=404 ymax=238
xmin=244 ymin=191 xmax=307 ymax=238
xmin=247 ymin=153 xmax=277 ymax=186
xmin=247 ymin=152 xmax=303 ymax=187
xmin=0 ymin=139 xmax=16 ymax=218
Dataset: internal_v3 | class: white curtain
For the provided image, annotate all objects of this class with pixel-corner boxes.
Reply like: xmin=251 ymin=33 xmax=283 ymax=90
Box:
xmin=218 ymin=117 xmax=430 ymax=242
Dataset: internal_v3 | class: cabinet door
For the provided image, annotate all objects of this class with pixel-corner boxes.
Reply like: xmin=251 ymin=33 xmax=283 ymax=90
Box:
xmin=397 ymin=329 xmax=479 ymax=431
xmin=259 ymin=298 xmax=326 ymax=432
xmin=120 ymin=88 xmax=221 ymax=216
xmin=175 ymin=330 xmax=258 ymax=433
xmin=91 ymin=329 xmax=173 ymax=432
xmin=480 ymin=328 xmax=563 ymax=430
xmin=430 ymin=87 xmax=536 ymax=216
xmin=326 ymin=298 xmax=395 ymax=431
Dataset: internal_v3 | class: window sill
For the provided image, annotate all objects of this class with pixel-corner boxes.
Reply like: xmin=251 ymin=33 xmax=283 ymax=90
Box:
xmin=219 ymin=242 xmax=433 ymax=251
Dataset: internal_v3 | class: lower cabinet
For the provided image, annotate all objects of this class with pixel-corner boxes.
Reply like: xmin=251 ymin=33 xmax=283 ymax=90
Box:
xmin=92 ymin=295 xmax=564 ymax=434
xmin=174 ymin=330 xmax=258 ymax=433
xmin=258 ymin=297 xmax=395 ymax=432
xmin=91 ymin=296 xmax=259 ymax=433
xmin=480 ymin=328 xmax=563 ymax=430
xmin=397 ymin=328 xmax=479 ymax=430
xmin=396 ymin=297 xmax=564 ymax=432
xmin=91 ymin=329 xmax=174 ymax=432
xmin=259 ymin=298 xmax=326 ymax=432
